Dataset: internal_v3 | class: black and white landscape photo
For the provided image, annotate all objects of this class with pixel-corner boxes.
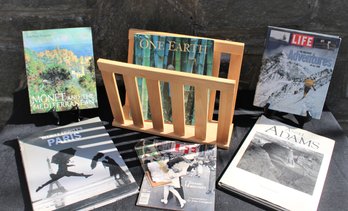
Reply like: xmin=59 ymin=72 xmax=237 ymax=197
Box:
xmin=237 ymin=132 xmax=323 ymax=195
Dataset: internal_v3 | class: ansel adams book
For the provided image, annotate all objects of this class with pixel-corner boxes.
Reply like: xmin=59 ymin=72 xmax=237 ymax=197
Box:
xmin=22 ymin=27 xmax=98 ymax=114
xmin=18 ymin=117 xmax=138 ymax=210
xmin=133 ymin=33 xmax=214 ymax=124
xmin=253 ymin=26 xmax=341 ymax=119
xmin=218 ymin=115 xmax=335 ymax=211
xmin=135 ymin=139 xmax=216 ymax=211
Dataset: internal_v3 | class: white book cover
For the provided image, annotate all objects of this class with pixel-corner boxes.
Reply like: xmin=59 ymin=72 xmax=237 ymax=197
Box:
xmin=218 ymin=115 xmax=335 ymax=211
xmin=18 ymin=117 xmax=138 ymax=211
xmin=253 ymin=26 xmax=341 ymax=119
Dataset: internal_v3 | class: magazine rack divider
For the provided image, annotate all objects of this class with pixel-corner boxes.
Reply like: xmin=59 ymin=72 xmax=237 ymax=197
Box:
xmin=98 ymin=29 xmax=244 ymax=149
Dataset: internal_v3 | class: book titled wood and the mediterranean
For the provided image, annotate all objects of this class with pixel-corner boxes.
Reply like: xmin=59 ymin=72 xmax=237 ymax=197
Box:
xmin=18 ymin=117 xmax=138 ymax=210
xmin=253 ymin=26 xmax=341 ymax=119
xmin=218 ymin=115 xmax=335 ymax=211
xmin=133 ymin=33 xmax=214 ymax=124
xmin=22 ymin=27 xmax=98 ymax=114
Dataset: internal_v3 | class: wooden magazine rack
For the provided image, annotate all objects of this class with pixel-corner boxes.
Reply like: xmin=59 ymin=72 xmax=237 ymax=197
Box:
xmin=97 ymin=29 xmax=244 ymax=149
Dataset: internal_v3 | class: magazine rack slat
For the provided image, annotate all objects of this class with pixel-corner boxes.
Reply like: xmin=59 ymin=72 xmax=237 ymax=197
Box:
xmin=100 ymin=29 xmax=244 ymax=149
xmin=98 ymin=59 xmax=236 ymax=148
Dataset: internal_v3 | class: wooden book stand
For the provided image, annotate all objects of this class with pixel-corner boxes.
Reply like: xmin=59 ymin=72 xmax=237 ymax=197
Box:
xmin=97 ymin=29 xmax=244 ymax=149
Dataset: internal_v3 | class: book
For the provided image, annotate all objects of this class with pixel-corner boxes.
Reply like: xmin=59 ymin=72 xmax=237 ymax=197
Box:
xmin=218 ymin=115 xmax=335 ymax=211
xmin=135 ymin=139 xmax=216 ymax=210
xmin=253 ymin=26 xmax=341 ymax=119
xmin=18 ymin=117 xmax=138 ymax=210
xmin=133 ymin=33 xmax=214 ymax=124
xmin=22 ymin=27 xmax=98 ymax=114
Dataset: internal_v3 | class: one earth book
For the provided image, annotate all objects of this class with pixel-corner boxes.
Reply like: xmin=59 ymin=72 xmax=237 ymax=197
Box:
xmin=135 ymin=139 xmax=216 ymax=211
xmin=133 ymin=33 xmax=214 ymax=124
xmin=253 ymin=26 xmax=341 ymax=119
xmin=218 ymin=115 xmax=335 ymax=211
xmin=22 ymin=27 xmax=98 ymax=114
xmin=18 ymin=117 xmax=138 ymax=211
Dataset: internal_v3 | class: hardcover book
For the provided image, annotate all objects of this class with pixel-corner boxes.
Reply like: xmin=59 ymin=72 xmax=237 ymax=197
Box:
xmin=218 ymin=115 xmax=335 ymax=211
xmin=18 ymin=117 xmax=138 ymax=210
xmin=22 ymin=27 xmax=98 ymax=114
xmin=133 ymin=33 xmax=214 ymax=124
xmin=135 ymin=139 xmax=216 ymax=210
xmin=253 ymin=26 xmax=341 ymax=119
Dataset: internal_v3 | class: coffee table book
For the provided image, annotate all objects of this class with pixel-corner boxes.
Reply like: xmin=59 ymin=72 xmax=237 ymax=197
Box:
xmin=133 ymin=33 xmax=214 ymax=125
xmin=218 ymin=115 xmax=335 ymax=211
xmin=17 ymin=117 xmax=138 ymax=210
xmin=22 ymin=27 xmax=98 ymax=114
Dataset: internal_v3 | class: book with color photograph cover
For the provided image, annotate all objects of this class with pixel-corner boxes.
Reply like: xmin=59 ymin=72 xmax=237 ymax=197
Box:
xmin=133 ymin=34 xmax=214 ymax=124
xmin=253 ymin=26 xmax=341 ymax=119
xmin=18 ymin=117 xmax=138 ymax=210
xmin=135 ymin=139 xmax=216 ymax=211
xmin=22 ymin=27 xmax=98 ymax=114
xmin=218 ymin=115 xmax=335 ymax=211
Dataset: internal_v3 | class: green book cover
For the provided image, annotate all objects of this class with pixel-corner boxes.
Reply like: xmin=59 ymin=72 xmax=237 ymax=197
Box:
xmin=134 ymin=34 xmax=214 ymax=125
xmin=22 ymin=27 xmax=98 ymax=114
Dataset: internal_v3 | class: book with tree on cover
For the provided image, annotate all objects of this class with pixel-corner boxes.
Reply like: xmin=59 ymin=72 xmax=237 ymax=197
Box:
xmin=135 ymin=139 xmax=216 ymax=211
xmin=22 ymin=27 xmax=98 ymax=114
xmin=218 ymin=115 xmax=335 ymax=211
xmin=18 ymin=117 xmax=138 ymax=210
xmin=133 ymin=34 xmax=214 ymax=124
xmin=253 ymin=26 xmax=341 ymax=119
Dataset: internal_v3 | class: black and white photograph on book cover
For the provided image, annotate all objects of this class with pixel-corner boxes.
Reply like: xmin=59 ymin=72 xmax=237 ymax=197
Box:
xmin=18 ymin=117 xmax=138 ymax=211
xmin=218 ymin=115 xmax=335 ymax=211
xmin=237 ymin=131 xmax=324 ymax=195
xmin=135 ymin=139 xmax=216 ymax=211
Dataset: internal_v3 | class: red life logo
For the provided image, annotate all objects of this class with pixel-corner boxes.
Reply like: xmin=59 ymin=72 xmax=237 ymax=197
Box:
xmin=291 ymin=33 xmax=314 ymax=47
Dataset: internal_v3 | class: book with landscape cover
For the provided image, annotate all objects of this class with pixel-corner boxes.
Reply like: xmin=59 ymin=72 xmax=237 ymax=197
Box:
xmin=218 ymin=115 xmax=335 ymax=211
xmin=18 ymin=117 xmax=138 ymax=210
xmin=253 ymin=26 xmax=341 ymax=119
xmin=135 ymin=139 xmax=216 ymax=211
xmin=22 ymin=27 xmax=98 ymax=114
xmin=133 ymin=33 xmax=214 ymax=124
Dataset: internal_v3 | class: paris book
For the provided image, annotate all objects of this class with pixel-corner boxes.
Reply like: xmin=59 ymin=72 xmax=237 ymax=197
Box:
xmin=133 ymin=33 xmax=214 ymax=125
xmin=22 ymin=27 xmax=98 ymax=114
xmin=253 ymin=26 xmax=341 ymax=119
xmin=218 ymin=115 xmax=335 ymax=211
xmin=135 ymin=139 xmax=216 ymax=211
xmin=17 ymin=117 xmax=138 ymax=211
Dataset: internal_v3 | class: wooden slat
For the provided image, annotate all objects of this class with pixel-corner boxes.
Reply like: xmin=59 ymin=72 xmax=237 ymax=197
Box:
xmin=227 ymin=54 xmax=243 ymax=120
xmin=216 ymin=89 xmax=235 ymax=145
xmin=146 ymin=79 xmax=164 ymax=131
xmin=214 ymin=41 xmax=244 ymax=55
xmin=98 ymin=59 xmax=235 ymax=91
xmin=123 ymin=75 xmax=144 ymax=127
xmin=209 ymin=51 xmax=221 ymax=121
xmin=195 ymin=87 xmax=209 ymax=140
xmin=170 ymin=82 xmax=185 ymax=136
xmin=122 ymin=30 xmax=136 ymax=120
xmin=100 ymin=72 xmax=125 ymax=124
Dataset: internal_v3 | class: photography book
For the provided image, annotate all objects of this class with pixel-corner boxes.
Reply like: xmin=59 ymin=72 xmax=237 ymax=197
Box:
xmin=133 ymin=33 xmax=214 ymax=124
xmin=135 ymin=139 xmax=216 ymax=211
xmin=22 ymin=27 xmax=98 ymax=114
xmin=18 ymin=117 xmax=138 ymax=210
xmin=218 ymin=115 xmax=335 ymax=211
xmin=253 ymin=26 xmax=341 ymax=119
